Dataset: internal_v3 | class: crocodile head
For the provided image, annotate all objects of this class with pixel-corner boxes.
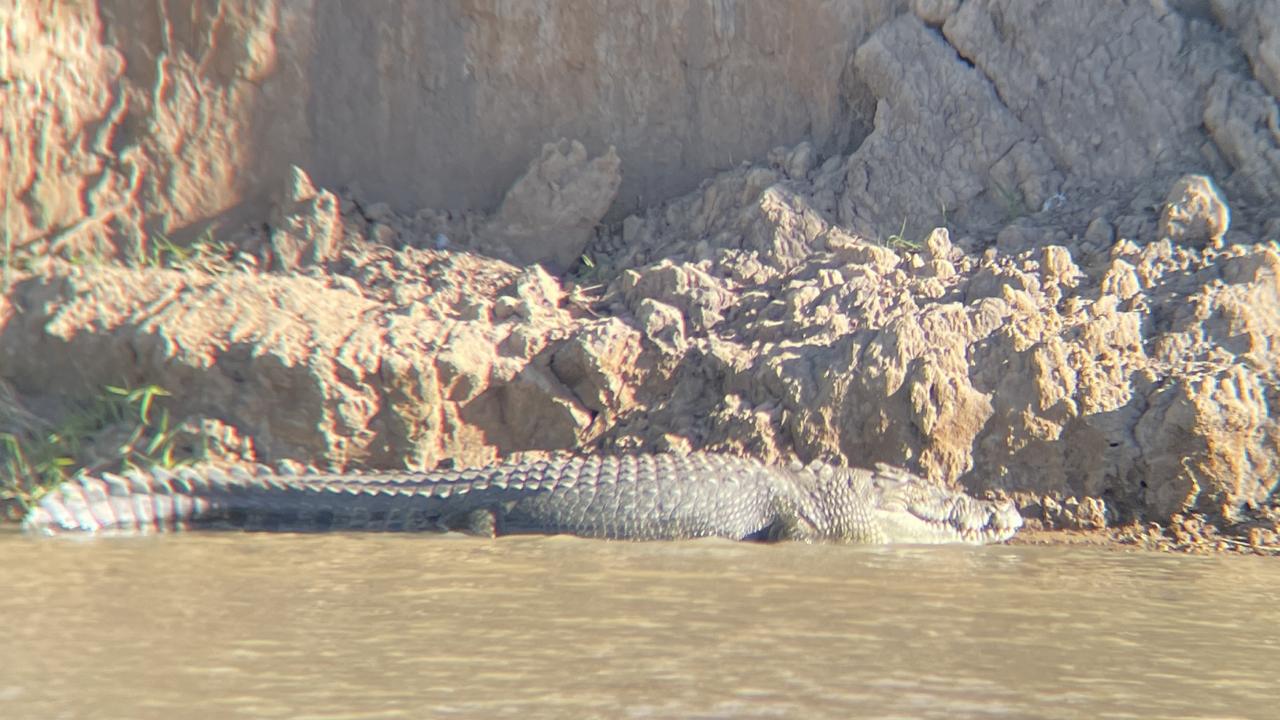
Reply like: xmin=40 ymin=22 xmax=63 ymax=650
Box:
xmin=782 ymin=463 xmax=1024 ymax=544
xmin=869 ymin=466 xmax=1024 ymax=545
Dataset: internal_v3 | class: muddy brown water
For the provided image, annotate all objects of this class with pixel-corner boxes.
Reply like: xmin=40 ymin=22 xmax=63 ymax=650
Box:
xmin=0 ymin=530 xmax=1276 ymax=719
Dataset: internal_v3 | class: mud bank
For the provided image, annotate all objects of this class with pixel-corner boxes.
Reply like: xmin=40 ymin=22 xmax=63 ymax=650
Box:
xmin=3 ymin=1 xmax=1278 ymax=550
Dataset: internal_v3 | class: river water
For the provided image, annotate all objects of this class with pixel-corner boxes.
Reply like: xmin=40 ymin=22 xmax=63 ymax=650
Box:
xmin=0 ymin=530 xmax=1275 ymax=719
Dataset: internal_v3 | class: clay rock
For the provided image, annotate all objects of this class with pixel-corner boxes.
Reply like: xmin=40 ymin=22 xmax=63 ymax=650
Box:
xmin=434 ymin=336 xmax=494 ymax=403
xmin=1158 ymin=175 xmax=1230 ymax=249
xmin=2 ymin=4 xmax=131 ymax=256
xmin=767 ymin=142 xmax=817 ymax=180
xmin=1099 ymin=258 xmax=1142 ymax=300
xmin=1181 ymin=249 xmax=1279 ymax=370
xmin=550 ymin=319 xmax=646 ymax=417
xmin=513 ymin=265 xmax=564 ymax=311
xmin=1083 ymin=217 xmax=1116 ymax=250
xmin=944 ymin=1 xmax=1213 ymax=185
xmin=486 ymin=366 xmax=593 ymax=452
xmin=785 ymin=142 xmax=815 ymax=179
xmin=484 ymin=139 xmax=621 ymax=270
xmin=1041 ymin=495 xmax=1109 ymax=531
xmin=828 ymin=234 xmax=902 ymax=274
xmin=620 ymin=261 xmax=733 ymax=333
xmin=1135 ymin=364 xmax=1279 ymax=518
xmin=748 ymin=186 xmax=830 ymax=270
xmin=1212 ymin=0 xmax=1280 ymax=99
xmin=912 ymin=0 xmax=959 ymax=25
xmin=634 ymin=299 xmax=687 ymax=355
xmin=269 ymin=167 xmax=345 ymax=270
xmin=497 ymin=265 xmax=567 ymax=326
xmin=1038 ymin=246 xmax=1082 ymax=287
xmin=1203 ymin=74 xmax=1280 ymax=202
xmin=843 ymin=13 xmax=1059 ymax=239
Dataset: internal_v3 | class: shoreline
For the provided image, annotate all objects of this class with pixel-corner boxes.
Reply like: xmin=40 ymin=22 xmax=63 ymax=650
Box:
xmin=4 ymin=502 xmax=1276 ymax=556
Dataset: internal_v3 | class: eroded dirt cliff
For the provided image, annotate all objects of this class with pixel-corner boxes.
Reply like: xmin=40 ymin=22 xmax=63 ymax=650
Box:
xmin=3 ymin=1 xmax=1278 ymax=551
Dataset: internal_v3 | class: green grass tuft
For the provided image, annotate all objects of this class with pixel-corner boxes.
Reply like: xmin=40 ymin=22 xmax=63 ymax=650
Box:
xmin=145 ymin=228 xmax=235 ymax=274
xmin=881 ymin=217 xmax=922 ymax=253
xmin=992 ymin=181 xmax=1031 ymax=223
xmin=0 ymin=383 xmax=197 ymax=515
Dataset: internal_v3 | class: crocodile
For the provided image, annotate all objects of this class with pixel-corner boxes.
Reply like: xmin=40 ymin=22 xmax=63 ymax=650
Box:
xmin=21 ymin=452 xmax=1023 ymax=544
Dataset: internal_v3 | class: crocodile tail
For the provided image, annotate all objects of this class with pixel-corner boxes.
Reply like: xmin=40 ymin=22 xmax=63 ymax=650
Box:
xmin=22 ymin=467 xmax=234 ymax=535
xmin=22 ymin=466 xmax=473 ymax=535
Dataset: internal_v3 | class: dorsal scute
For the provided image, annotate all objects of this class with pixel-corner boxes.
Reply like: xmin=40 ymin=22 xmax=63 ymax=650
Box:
xmin=118 ymin=468 xmax=153 ymax=493
xmin=99 ymin=472 xmax=132 ymax=496
xmin=204 ymin=467 xmax=235 ymax=486
xmin=813 ymin=462 xmax=837 ymax=481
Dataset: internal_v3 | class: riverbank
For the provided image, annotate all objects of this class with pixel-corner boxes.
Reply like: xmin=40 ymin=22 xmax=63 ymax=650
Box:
xmin=3 ymin=2 xmax=1277 ymax=549
xmin=3 ymin=157 xmax=1277 ymax=554
xmin=1012 ymin=508 xmax=1280 ymax=557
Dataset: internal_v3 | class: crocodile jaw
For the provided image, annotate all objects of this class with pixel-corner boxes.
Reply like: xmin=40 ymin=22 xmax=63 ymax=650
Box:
xmin=875 ymin=493 xmax=1024 ymax=545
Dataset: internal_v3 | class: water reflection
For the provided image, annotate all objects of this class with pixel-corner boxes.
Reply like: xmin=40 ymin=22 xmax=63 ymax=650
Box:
xmin=0 ymin=531 xmax=1275 ymax=719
